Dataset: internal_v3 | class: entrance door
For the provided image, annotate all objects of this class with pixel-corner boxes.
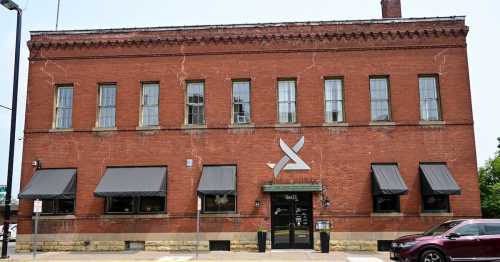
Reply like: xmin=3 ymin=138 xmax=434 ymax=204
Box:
xmin=271 ymin=192 xmax=313 ymax=249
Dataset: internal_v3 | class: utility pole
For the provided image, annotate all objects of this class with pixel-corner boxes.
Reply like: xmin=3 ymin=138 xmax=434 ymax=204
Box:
xmin=0 ymin=0 xmax=22 ymax=258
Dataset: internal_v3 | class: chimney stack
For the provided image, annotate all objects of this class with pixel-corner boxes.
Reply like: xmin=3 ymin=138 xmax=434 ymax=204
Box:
xmin=381 ymin=0 xmax=402 ymax=19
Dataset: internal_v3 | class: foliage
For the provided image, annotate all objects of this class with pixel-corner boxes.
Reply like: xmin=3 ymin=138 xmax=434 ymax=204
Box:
xmin=479 ymin=138 xmax=500 ymax=218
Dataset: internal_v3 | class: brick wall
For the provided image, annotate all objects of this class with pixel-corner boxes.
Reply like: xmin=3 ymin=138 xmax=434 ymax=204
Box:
xmin=18 ymin=18 xmax=480 ymax=236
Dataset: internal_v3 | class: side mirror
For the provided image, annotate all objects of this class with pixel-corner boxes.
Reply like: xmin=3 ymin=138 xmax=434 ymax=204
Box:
xmin=446 ymin=232 xmax=460 ymax=239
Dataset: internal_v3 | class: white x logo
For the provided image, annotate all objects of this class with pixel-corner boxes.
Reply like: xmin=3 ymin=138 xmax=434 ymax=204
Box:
xmin=267 ymin=136 xmax=311 ymax=177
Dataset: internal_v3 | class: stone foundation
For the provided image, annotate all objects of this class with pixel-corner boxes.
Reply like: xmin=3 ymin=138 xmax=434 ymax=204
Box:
xmin=314 ymin=240 xmax=377 ymax=252
xmin=16 ymin=241 xmax=126 ymax=253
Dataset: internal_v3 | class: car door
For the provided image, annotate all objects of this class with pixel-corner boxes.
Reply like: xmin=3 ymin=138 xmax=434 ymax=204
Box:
xmin=442 ymin=223 xmax=483 ymax=260
xmin=478 ymin=223 xmax=500 ymax=258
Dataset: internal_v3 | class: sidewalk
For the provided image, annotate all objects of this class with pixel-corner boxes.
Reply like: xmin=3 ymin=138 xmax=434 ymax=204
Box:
xmin=7 ymin=250 xmax=391 ymax=261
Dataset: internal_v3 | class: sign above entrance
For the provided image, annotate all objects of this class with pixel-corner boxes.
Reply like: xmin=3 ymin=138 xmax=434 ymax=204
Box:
xmin=267 ymin=136 xmax=311 ymax=177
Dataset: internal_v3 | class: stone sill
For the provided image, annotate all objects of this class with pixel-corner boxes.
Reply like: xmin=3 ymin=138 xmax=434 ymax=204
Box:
xmin=49 ymin=128 xmax=74 ymax=132
xmin=369 ymin=121 xmax=396 ymax=126
xmin=33 ymin=215 xmax=76 ymax=220
xmin=419 ymin=121 xmax=446 ymax=126
xmin=92 ymin=127 xmax=118 ymax=132
xmin=200 ymin=213 xmax=240 ymax=218
xmin=370 ymin=212 xmax=404 ymax=217
xmin=420 ymin=212 xmax=453 ymax=217
xmin=228 ymin=123 xmax=255 ymax=129
xmin=181 ymin=124 xmax=207 ymax=130
xmin=101 ymin=214 xmax=170 ymax=219
xmin=274 ymin=123 xmax=302 ymax=128
xmin=322 ymin=122 xmax=349 ymax=127
xmin=136 ymin=126 xmax=161 ymax=131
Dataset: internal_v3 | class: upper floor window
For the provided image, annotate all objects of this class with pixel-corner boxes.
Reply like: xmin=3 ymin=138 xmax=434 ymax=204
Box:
xmin=55 ymin=85 xmax=73 ymax=129
xmin=232 ymin=80 xmax=251 ymax=124
xmin=97 ymin=84 xmax=116 ymax=128
xmin=186 ymin=81 xmax=205 ymax=125
xmin=419 ymin=76 xmax=441 ymax=121
xmin=140 ymin=83 xmax=159 ymax=127
xmin=370 ymin=77 xmax=391 ymax=121
xmin=277 ymin=79 xmax=296 ymax=123
xmin=324 ymin=78 xmax=344 ymax=123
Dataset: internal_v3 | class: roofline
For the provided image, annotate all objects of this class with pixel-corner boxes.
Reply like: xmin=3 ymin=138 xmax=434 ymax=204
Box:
xmin=30 ymin=16 xmax=466 ymax=36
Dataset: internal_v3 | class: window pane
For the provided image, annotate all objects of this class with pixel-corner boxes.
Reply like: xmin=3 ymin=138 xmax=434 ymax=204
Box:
xmin=373 ymin=195 xmax=400 ymax=212
xmin=57 ymin=199 xmax=75 ymax=214
xmin=107 ymin=197 xmax=134 ymax=213
xmin=56 ymin=86 xmax=73 ymax=128
xmin=482 ymin=223 xmax=500 ymax=235
xmin=370 ymin=78 xmax=390 ymax=121
xmin=41 ymin=200 xmax=55 ymax=214
xmin=325 ymin=79 xmax=343 ymax=123
xmin=232 ymin=81 xmax=250 ymax=103
xmin=423 ymin=195 xmax=450 ymax=212
xmin=204 ymin=194 xmax=236 ymax=213
xmin=454 ymin=224 xmax=480 ymax=236
xmin=278 ymin=103 xmax=289 ymax=123
xmin=139 ymin=196 xmax=165 ymax=213
xmin=419 ymin=77 xmax=440 ymax=121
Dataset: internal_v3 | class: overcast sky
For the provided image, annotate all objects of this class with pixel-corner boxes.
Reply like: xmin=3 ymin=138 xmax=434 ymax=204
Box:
xmin=0 ymin=0 xmax=499 ymax=197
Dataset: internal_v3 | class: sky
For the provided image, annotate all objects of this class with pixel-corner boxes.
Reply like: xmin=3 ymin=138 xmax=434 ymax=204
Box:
xmin=0 ymin=0 xmax=499 ymax=198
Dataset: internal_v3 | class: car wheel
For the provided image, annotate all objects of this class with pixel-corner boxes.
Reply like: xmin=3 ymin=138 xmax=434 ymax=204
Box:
xmin=420 ymin=249 xmax=445 ymax=262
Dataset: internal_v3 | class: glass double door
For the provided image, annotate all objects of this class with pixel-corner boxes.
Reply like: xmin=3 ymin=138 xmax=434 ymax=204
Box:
xmin=271 ymin=192 xmax=313 ymax=249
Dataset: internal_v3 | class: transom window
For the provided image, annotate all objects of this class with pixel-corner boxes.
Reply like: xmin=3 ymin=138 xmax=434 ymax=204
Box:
xmin=105 ymin=196 xmax=165 ymax=214
xmin=369 ymin=77 xmax=391 ymax=121
xmin=140 ymin=83 xmax=159 ymax=127
xmin=232 ymin=80 xmax=251 ymax=124
xmin=186 ymin=81 xmax=205 ymax=125
xmin=41 ymin=199 xmax=75 ymax=215
xmin=324 ymin=79 xmax=344 ymax=123
xmin=97 ymin=84 xmax=116 ymax=128
xmin=55 ymin=86 xmax=73 ymax=129
xmin=277 ymin=80 xmax=296 ymax=123
xmin=419 ymin=76 xmax=441 ymax=121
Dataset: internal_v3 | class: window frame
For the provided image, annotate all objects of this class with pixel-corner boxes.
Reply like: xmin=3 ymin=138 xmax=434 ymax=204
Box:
xmin=53 ymin=85 xmax=74 ymax=129
xmin=323 ymin=77 xmax=345 ymax=123
xmin=276 ymin=78 xmax=297 ymax=124
xmin=418 ymin=74 xmax=442 ymax=121
xmin=231 ymin=79 xmax=252 ymax=125
xmin=372 ymin=195 xmax=401 ymax=213
xmin=202 ymin=194 xmax=237 ymax=214
xmin=139 ymin=81 xmax=160 ymax=127
xmin=185 ymin=80 xmax=206 ymax=125
xmin=369 ymin=76 xmax=392 ymax=122
xmin=421 ymin=194 xmax=451 ymax=213
xmin=104 ymin=196 xmax=166 ymax=214
xmin=40 ymin=199 xmax=75 ymax=215
xmin=96 ymin=83 xmax=117 ymax=128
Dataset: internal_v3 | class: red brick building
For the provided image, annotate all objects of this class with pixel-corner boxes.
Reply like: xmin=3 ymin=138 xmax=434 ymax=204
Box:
xmin=17 ymin=0 xmax=480 ymax=252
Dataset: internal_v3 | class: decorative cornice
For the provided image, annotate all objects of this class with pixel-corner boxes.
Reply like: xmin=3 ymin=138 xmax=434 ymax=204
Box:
xmin=28 ymin=28 xmax=468 ymax=51
xmin=28 ymin=16 xmax=468 ymax=51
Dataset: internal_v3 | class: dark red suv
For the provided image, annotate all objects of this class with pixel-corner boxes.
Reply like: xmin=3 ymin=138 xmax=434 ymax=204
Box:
xmin=390 ymin=219 xmax=500 ymax=262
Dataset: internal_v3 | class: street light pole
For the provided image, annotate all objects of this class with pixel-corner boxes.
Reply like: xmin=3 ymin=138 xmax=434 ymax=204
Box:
xmin=0 ymin=0 xmax=22 ymax=259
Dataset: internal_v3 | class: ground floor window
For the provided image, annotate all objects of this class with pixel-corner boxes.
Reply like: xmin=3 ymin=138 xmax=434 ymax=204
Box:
xmin=422 ymin=195 xmax=450 ymax=212
xmin=41 ymin=199 xmax=75 ymax=215
xmin=203 ymin=194 xmax=236 ymax=213
xmin=373 ymin=195 xmax=400 ymax=213
xmin=105 ymin=196 xmax=165 ymax=214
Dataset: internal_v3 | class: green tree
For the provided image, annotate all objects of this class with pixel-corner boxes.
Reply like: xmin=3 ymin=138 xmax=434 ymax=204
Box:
xmin=479 ymin=138 xmax=500 ymax=218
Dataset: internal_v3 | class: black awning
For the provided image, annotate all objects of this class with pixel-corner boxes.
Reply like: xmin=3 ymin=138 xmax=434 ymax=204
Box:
xmin=420 ymin=163 xmax=461 ymax=195
xmin=18 ymin=169 xmax=76 ymax=199
xmin=197 ymin=166 xmax=236 ymax=195
xmin=372 ymin=164 xmax=408 ymax=195
xmin=94 ymin=167 xmax=167 ymax=197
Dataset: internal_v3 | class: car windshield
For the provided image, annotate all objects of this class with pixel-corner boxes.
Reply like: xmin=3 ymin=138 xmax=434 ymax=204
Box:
xmin=422 ymin=221 xmax=464 ymax=236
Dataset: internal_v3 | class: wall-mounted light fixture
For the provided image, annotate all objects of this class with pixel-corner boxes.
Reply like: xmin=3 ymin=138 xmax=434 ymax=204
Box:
xmin=320 ymin=185 xmax=330 ymax=208
xmin=255 ymin=200 xmax=261 ymax=208
xmin=31 ymin=160 xmax=41 ymax=169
